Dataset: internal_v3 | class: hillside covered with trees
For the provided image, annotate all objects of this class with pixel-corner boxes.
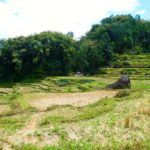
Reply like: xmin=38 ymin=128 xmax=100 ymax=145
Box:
xmin=0 ymin=14 xmax=150 ymax=80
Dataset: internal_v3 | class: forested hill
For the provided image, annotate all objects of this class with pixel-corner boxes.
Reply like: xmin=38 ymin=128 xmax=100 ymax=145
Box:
xmin=0 ymin=14 xmax=150 ymax=80
xmin=74 ymin=14 xmax=150 ymax=74
xmin=85 ymin=14 xmax=150 ymax=54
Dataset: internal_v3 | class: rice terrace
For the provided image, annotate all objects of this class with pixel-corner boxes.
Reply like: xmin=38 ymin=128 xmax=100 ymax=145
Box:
xmin=0 ymin=3 xmax=150 ymax=150
xmin=1 ymin=62 xmax=150 ymax=149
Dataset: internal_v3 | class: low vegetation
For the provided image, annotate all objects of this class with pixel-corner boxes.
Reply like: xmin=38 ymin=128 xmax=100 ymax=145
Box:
xmin=40 ymin=98 xmax=117 ymax=125
xmin=0 ymin=76 xmax=149 ymax=149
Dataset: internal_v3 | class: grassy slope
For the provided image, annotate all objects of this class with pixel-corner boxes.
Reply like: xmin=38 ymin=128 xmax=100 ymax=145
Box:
xmin=12 ymin=89 xmax=150 ymax=150
xmin=0 ymin=75 xmax=150 ymax=149
xmin=0 ymin=77 xmax=113 ymax=134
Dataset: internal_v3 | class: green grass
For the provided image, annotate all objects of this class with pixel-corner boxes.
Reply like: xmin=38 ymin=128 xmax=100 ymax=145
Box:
xmin=1 ymin=74 xmax=150 ymax=149
xmin=113 ymin=54 xmax=150 ymax=68
xmin=0 ymin=91 xmax=37 ymax=117
xmin=0 ymin=76 xmax=114 ymax=95
xmin=40 ymin=98 xmax=117 ymax=126
xmin=12 ymin=144 xmax=39 ymax=150
xmin=97 ymin=54 xmax=150 ymax=77
xmin=39 ymin=89 xmax=143 ymax=126
xmin=0 ymin=76 xmax=114 ymax=117
xmin=33 ymin=89 xmax=150 ymax=149
xmin=12 ymin=139 xmax=150 ymax=150
xmin=0 ymin=115 xmax=28 ymax=133
xmin=28 ymin=76 xmax=110 ymax=93
xmin=98 ymin=67 xmax=150 ymax=77
xmin=132 ymin=80 xmax=150 ymax=90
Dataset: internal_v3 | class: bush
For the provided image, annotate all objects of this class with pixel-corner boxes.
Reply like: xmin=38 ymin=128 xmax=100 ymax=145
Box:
xmin=120 ymin=69 xmax=132 ymax=75
xmin=115 ymin=90 xmax=130 ymax=98
xmin=96 ymin=68 xmax=107 ymax=74
xmin=121 ymin=55 xmax=128 ymax=61
xmin=113 ymin=61 xmax=123 ymax=68
xmin=77 ymin=84 xmax=89 ymax=91
xmin=127 ymin=46 xmax=143 ymax=54
xmin=122 ymin=61 xmax=130 ymax=67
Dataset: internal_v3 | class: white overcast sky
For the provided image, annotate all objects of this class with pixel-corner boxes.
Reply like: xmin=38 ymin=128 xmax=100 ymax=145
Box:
xmin=0 ymin=0 xmax=144 ymax=39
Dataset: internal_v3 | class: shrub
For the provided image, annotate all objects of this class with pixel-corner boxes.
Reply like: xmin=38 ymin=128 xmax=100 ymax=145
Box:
xmin=96 ymin=68 xmax=107 ymax=74
xmin=121 ymin=55 xmax=128 ymax=61
xmin=113 ymin=61 xmax=123 ymax=68
xmin=115 ymin=90 xmax=130 ymax=98
xmin=123 ymin=61 xmax=130 ymax=67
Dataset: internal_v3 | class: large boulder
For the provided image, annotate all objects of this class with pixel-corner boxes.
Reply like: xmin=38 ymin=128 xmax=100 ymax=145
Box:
xmin=106 ymin=75 xmax=131 ymax=89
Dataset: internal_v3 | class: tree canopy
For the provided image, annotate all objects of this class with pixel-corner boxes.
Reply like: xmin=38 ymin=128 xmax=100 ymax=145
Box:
xmin=86 ymin=14 xmax=150 ymax=54
xmin=0 ymin=14 xmax=150 ymax=80
xmin=0 ymin=32 xmax=76 ymax=80
xmin=76 ymin=14 xmax=150 ymax=73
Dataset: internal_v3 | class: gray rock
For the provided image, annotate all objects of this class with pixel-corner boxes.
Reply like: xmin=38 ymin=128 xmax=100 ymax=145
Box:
xmin=106 ymin=75 xmax=131 ymax=89
xmin=145 ymin=74 xmax=150 ymax=77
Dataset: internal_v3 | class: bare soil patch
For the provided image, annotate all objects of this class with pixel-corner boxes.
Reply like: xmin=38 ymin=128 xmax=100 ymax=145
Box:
xmin=30 ymin=90 xmax=117 ymax=111
xmin=0 ymin=105 xmax=10 ymax=115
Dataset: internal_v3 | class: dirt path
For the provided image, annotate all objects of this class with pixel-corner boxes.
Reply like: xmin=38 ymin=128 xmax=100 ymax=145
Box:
xmin=8 ymin=112 xmax=44 ymax=145
xmin=2 ymin=112 xmax=59 ymax=149
xmin=1 ymin=113 xmax=44 ymax=150
xmin=30 ymin=90 xmax=117 ymax=111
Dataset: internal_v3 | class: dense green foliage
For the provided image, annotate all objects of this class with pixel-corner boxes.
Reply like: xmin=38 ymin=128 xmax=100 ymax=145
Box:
xmin=0 ymin=32 xmax=76 ymax=80
xmin=86 ymin=14 xmax=150 ymax=54
xmin=0 ymin=14 xmax=150 ymax=80
xmin=77 ymin=14 xmax=150 ymax=73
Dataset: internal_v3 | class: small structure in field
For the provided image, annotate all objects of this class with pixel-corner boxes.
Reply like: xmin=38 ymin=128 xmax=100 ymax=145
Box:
xmin=106 ymin=75 xmax=131 ymax=89
xmin=75 ymin=72 xmax=83 ymax=77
